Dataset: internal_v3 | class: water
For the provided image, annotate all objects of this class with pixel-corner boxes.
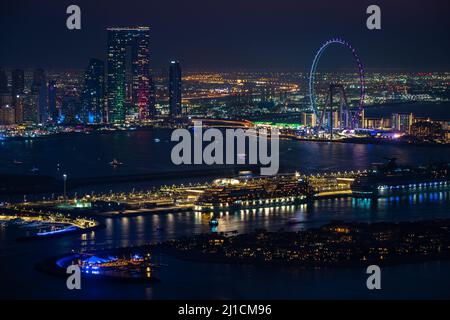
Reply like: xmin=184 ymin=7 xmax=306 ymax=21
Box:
xmin=1 ymin=128 xmax=449 ymax=179
xmin=1 ymin=129 xmax=450 ymax=299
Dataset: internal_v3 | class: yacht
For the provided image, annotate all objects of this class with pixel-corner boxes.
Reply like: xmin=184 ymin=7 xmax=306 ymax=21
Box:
xmin=109 ymin=159 xmax=123 ymax=167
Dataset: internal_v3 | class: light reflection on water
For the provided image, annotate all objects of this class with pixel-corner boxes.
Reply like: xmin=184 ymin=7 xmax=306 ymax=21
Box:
xmin=77 ymin=191 xmax=450 ymax=251
xmin=1 ymin=190 xmax=450 ymax=299
xmin=2 ymin=130 xmax=450 ymax=298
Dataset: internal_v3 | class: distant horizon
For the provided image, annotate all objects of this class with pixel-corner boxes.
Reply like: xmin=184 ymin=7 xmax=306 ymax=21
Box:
xmin=1 ymin=67 xmax=448 ymax=74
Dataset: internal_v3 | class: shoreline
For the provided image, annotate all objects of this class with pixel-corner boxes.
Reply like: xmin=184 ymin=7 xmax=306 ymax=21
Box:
xmin=2 ymin=125 xmax=449 ymax=148
xmin=16 ymin=222 xmax=105 ymax=242
xmin=36 ymin=218 xmax=450 ymax=282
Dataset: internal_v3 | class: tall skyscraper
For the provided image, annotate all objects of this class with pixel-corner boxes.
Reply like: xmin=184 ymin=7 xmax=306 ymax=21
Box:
xmin=61 ymin=90 xmax=81 ymax=124
xmin=0 ymin=69 xmax=8 ymax=94
xmin=32 ymin=68 xmax=48 ymax=123
xmin=11 ymin=69 xmax=25 ymax=123
xmin=149 ymin=78 xmax=156 ymax=116
xmin=11 ymin=69 xmax=24 ymax=97
xmin=107 ymin=27 xmax=150 ymax=123
xmin=48 ymin=80 xmax=57 ymax=122
xmin=14 ymin=95 xmax=24 ymax=124
xmin=81 ymin=59 xmax=105 ymax=123
xmin=169 ymin=60 xmax=182 ymax=117
xmin=23 ymin=94 xmax=39 ymax=124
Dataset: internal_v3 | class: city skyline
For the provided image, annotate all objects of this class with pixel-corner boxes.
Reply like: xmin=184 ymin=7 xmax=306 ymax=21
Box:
xmin=1 ymin=1 xmax=450 ymax=304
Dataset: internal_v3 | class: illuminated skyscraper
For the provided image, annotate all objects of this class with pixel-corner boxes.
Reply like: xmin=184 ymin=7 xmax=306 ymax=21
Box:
xmin=61 ymin=91 xmax=81 ymax=124
xmin=81 ymin=58 xmax=105 ymax=123
xmin=32 ymin=68 xmax=48 ymax=123
xmin=169 ymin=60 xmax=182 ymax=117
xmin=107 ymin=27 xmax=150 ymax=123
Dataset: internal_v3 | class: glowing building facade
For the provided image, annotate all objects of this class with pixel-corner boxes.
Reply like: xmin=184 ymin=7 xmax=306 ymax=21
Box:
xmin=107 ymin=27 xmax=151 ymax=123
xmin=82 ymin=58 xmax=105 ymax=123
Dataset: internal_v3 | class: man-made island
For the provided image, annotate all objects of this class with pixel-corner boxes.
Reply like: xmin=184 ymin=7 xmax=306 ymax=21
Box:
xmin=40 ymin=219 xmax=450 ymax=285
xmin=161 ymin=219 xmax=450 ymax=267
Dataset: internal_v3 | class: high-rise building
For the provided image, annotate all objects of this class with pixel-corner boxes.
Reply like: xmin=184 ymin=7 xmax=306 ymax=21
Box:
xmin=0 ymin=69 xmax=8 ymax=94
xmin=14 ymin=95 xmax=24 ymax=124
xmin=61 ymin=92 xmax=81 ymax=124
xmin=23 ymin=94 xmax=39 ymax=124
xmin=149 ymin=77 xmax=156 ymax=116
xmin=11 ymin=69 xmax=24 ymax=98
xmin=169 ymin=60 xmax=182 ymax=117
xmin=81 ymin=59 xmax=105 ymax=123
xmin=0 ymin=93 xmax=12 ymax=106
xmin=32 ymin=68 xmax=48 ymax=123
xmin=107 ymin=27 xmax=150 ymax=123
xmin=11 ymin=69 xmax=25 ymax=123
xmin=48 ymin=80 xmax=58 ymax=121
xmin=0 ymin=105 xmax=15 ymax=125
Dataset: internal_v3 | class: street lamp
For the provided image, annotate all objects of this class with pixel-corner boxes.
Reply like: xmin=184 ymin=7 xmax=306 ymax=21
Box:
xmin=63 ymin=174 xmax=68 ymax=201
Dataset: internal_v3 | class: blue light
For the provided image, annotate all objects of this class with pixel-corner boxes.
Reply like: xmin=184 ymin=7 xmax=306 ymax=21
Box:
xmin=37 ymin=226 xmax=78 ymax=236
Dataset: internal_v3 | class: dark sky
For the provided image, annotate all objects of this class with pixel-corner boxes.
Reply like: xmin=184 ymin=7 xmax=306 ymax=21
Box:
xmin=0 ymin=0 xmax=449 ymax=71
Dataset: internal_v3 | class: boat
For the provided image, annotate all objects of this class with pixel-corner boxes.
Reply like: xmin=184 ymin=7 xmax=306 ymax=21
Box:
xmin=109 ymin=159 xmax=123 ymax=167
xmin=9 ymin=218 xmax=26 ymax=225
xmin=286 ymin=219 xmax=303 ymax=226
xmin=351 ymin=158 xmax=450 ymax=198
xmin=13 ymin=160 xmax=24 ymax=165
xmin=154 ymin=138 xmax=161 ymax=143
xmin=194 ymin=174 xmax=313 ymax=212
xmin=30 ymin=166 xmax=40 ymax=173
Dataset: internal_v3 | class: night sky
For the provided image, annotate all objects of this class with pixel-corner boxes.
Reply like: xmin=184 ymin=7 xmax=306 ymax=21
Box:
xmin=0 ymin=0 xmax=449 ymax=71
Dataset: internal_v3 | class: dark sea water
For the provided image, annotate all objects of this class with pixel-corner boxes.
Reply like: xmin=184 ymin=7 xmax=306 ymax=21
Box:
xmin=1 ymin=128 xmax=450 ymax=299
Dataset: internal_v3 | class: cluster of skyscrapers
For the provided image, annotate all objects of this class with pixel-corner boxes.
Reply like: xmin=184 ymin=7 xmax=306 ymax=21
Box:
xmin=0 ymin=26 xmax=183 ymax=126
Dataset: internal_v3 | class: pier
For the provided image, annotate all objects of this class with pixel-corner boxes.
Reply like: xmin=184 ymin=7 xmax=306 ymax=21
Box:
xmin=3 ymin=170 xmax=361 ymax=217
